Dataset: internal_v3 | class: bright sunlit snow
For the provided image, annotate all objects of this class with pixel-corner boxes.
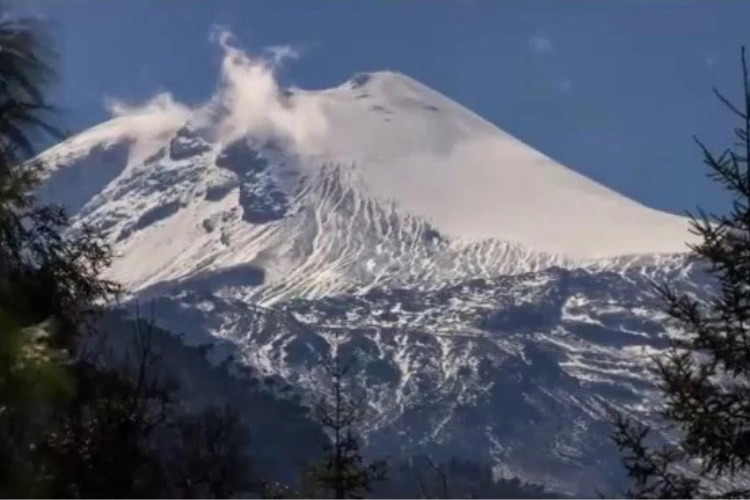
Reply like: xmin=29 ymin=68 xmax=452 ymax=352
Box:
xmin=35 ymin=37 xmax=695 ymax=303
xmin=31 ymin=34 xmax=710 ymax=495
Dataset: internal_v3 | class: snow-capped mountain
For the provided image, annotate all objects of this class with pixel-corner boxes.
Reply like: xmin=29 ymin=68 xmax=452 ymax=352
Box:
xmin=38 ymin=70 xmax=694 ymax=304
xmin=36 ymin=68 xmax=701 ymax=495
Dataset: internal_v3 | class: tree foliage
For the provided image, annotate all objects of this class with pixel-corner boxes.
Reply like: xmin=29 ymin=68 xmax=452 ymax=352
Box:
xmin=167 ymin=404 xmax=255 ymax=498
xmin=0 ymin=5 xmax=117 ymax=496
xmin=612 ymin=47 xmax=750 ymax=498
xmin=0 ymin=4 xmax=59 ymax=173
xmin=376 ymin=456 xmax=560 ymax=499
xmin=302 ymin=331 xmax=388 ymax=499
xmin=41 ymin=313 xmax=256 ymax=499
xmin=0 ymin=3 xmax=118 ymax=345
xmin=0 ymin=313 xmax=72 ymax=497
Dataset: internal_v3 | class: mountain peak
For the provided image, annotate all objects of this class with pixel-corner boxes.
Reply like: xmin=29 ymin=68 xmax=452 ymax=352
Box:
xmin=36 ymin=70 xmax=695 ymax=302
xmin=345 ymin=70 xmax=413 ymax=88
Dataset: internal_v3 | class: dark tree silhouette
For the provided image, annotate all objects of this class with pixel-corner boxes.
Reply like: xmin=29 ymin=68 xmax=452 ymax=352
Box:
xmin=0 ymin=3 xmax=59 ymax=174
xmin=302 ymin=330 xmax=388 ymax=499
xmin=371 ymin=456 xmax=560 ymax=499
xmin=0 ymin=3 xmax=118 ymax=345
xmin=168 ymin=404 xmax=255 ymax=498
xmin=42 ymin=306 xmax=260 ymax=499
xmin=611 ymin=47 xmax=750 ymax=498
xmin=41 ymin=313 xmax=174 ymax=498
xmin=0 ymin=6 xmax=118 ymax=496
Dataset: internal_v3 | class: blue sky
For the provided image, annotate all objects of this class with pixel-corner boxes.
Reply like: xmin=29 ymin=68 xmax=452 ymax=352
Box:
xmin=22 ymin=0 xmax=750 ymax=216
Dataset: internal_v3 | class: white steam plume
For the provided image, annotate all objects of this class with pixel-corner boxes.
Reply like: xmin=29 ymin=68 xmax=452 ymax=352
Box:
xmin=104 ymin=92 xmax=192 ymax=139
xmin=103 ymin=28 xmax=328 ymax=155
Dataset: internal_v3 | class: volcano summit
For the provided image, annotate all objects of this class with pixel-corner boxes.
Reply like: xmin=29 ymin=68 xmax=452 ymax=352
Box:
xmin=36 ymin=62 xmax=699 ymax=494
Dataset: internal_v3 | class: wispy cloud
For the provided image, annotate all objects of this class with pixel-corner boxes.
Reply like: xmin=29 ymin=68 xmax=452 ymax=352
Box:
xmin=104 ymin=93 xmax=192 ymax=141
xmin=103 ymin=28 xmax=327 ymax=155
xmin=265 ymin=44 xmax=301 ymax=65
xmin=206 ymin=28 xmax=327 ymax=150
xmin=529 ymin=34 xmax=553 ymax=54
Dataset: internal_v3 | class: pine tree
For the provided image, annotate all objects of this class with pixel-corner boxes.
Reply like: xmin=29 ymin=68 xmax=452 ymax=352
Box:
xmin=42 ymin=306 xmax=261 ymax=499
xmin=0 ymin=312 xmax=72 ymax=497
xmin=303 ymin=331 xmax=388 ymax=499
xmin=168 ymin=404 xmax=255 ymax=498
xmin=0 ymin=3 xmax=118 ymax=345
xmin=611 ymin=47 xmax=750 ymax=498
xmin=0 ymin=5 xmax=116 ymax=495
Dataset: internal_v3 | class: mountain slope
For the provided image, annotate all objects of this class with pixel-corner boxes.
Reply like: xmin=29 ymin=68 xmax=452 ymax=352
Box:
xmin=35 ymin=68 xmax=702 ymax=494
xmin=138 ymin=260 xmax=705 ymax=495
xmin=37 ymin=71 xmax=693 ymax=304
xmin=303 ymin=72 xmax=692 ymax=258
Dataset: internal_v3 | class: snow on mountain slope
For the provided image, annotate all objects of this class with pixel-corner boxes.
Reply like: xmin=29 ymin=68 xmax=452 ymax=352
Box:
xmin=34 ymin=37 xmax=708 ymax=494
xmin=36 ymin=68 xmax=694 ymax=304
xmin=306 ymin=72 xmax=693 ymax=258
xmin=138 ymin=259 xmax=708 ymax=496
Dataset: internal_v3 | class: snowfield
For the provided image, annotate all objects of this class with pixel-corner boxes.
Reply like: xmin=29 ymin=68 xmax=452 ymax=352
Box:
xmin=35 ymin=66 xmax=702 ymax=495
xmin=38 ymin=70 xmax=694 ymax=304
